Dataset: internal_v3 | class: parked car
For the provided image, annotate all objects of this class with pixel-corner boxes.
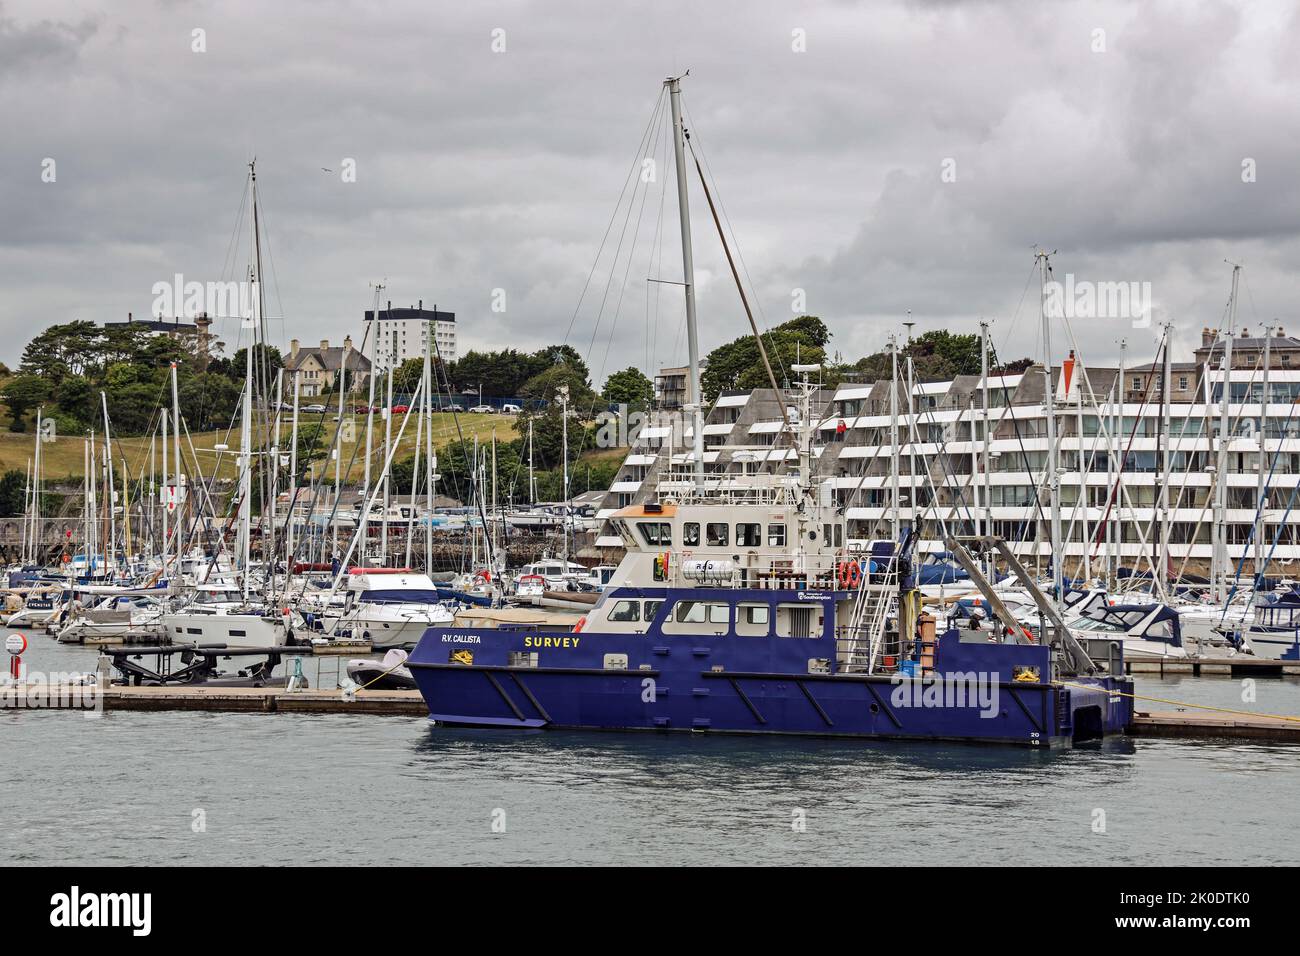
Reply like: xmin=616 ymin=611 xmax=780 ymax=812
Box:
xmin=500 ymin=403 xmax=522 ymax=415
xmin=468 ymin=404 xmax=495 ymax=414
xmin=391 ymin=404 xmax=410 ymax=414
xmin=303 ymin=403 xmax=327 ymax=414
xmin=442 ymin=403 xmax=465 ymax=413
xmin=354 ymin=404 xmax=379 ymax=414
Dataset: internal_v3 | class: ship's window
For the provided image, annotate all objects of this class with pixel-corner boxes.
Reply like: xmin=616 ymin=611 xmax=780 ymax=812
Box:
xmin=643 ymin=600 xmax=663 ymax=623
xmin=675 ymin=601 xmax=707 ymax=624
xmin=608 ymin=600 xmax=640 ymax=623
xmin=638 ymin=522 xmax=672 ymax=546
xmin=683 ymin=522 xmax=700 ymax=546
xmin=664 ymin=600 xmax=729 ymax=635
xmin=706 ymin=522 xmax=729 ymax=546
xmin=776 ymin=604 xmax=816 ymax=638
xmin=737 ymin=603 xmax=770 ymax=637
xmin=768 ymin=524 xmax=786 ymax=547
xmin=737 ymin=523 xmax=761 ymax=547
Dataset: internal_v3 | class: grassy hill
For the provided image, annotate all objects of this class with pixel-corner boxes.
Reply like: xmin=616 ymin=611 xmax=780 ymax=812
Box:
xmin=0 ymin=409 xmax=516 ymax=483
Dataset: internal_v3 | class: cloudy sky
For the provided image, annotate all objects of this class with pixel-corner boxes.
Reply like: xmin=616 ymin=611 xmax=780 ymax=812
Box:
xmin=3 ymin=0 xmax=1297 ymax=384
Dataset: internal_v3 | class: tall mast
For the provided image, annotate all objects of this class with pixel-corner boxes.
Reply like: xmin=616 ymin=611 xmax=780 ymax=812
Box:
xmin=161 ymin=410 xmax=169 ymax=580
xmin=423 ymin=327 xmax=434 ymax=573
xmin=361 ymin=285 xmax=383 ymax=565
xmin=238 ymin=161 xmax=259 ymax=598
xmin=889 ymin=335 xmax=900 ymax=542
xmin=1116 ymin=339 xmax=1126 ymax=584
xmin=1037 ymin=250 xmax=1063 ymax=603
xmin=979 ymin=322 xmax=994 ymax=574
xmin=559 ymin=384 xmax=570 ymax=567
xmin=99 ymin=393 xmax=115 ymax=574
xmin=171 ymin=362 xmax=182 ymax=580
xmin=528 ymin=418 xmax=536 ymax=503
xmin=287 ymin=369 xmax=300 ymax=566
xmin=665 ymin=74 xmax=705 ymax=491
xmin=1156 ymin=326 xmax=1172 ymax=596
xmin=381 ymin=366 xmax=394 ymax=563
xmin=1213 ymin=264 xmax=1239 ymax=602
xmin=22 ymin=456 xmax=31 ymax=565
xmin=1256 ymin=321 xmax=1272 ymax=585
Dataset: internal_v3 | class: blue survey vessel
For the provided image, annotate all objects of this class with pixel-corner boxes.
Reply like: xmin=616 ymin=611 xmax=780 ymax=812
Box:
xmin=408 ymin=388 xmax=1133 ymax=749
xmin=408 ymin=75 xmax=1132 ymax=746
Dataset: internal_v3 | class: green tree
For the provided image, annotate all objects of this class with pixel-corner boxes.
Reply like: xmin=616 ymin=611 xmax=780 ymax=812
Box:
xmin=601 ymin=367 xmax=654 ymax=409
xmin=701 ymin=315 xmax=829 ymax=402
xmin=2 ymin=374 xmax=52 ymax=432
xmin=0 ymin=469 xmax=26 ymax=515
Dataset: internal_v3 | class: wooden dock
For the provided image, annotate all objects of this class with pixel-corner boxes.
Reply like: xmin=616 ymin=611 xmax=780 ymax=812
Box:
xmin=1129 ymin=709 xmax=1300 ymax=743
xmin=1125 ymin=654 xmax=1300 ymax=677
xmin=1 ymin=683 xmax=426 ymax=716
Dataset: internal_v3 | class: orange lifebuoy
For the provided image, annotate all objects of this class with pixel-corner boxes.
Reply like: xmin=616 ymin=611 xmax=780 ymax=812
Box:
xmin=573 ymin=616 xmax=586 ymax=633
xmin=837 ymin=560 xmax=862 ymax=590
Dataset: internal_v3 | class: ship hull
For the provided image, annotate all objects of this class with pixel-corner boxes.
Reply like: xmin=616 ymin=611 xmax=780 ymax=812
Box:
xmin=407 ymin=623 xmax=1132 ymax=749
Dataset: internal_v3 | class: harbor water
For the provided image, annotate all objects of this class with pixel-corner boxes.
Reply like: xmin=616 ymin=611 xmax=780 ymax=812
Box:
xmin=4 ymin=630 xmax=1299 ymax=866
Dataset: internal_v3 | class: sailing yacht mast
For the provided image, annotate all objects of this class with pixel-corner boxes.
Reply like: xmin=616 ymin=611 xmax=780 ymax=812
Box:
xmin=1213 ymin=264 xmax=1240 ymax=602
xmin=1256 ymin=322 xmax=1273 ymax=584
xmin=1037 ymin=250 xmax=1064 ymax=603
xmin=361 ymin=286 xmax=383 ymax=566
xmin=423 ymin=327 xmax=434 ymax=573
xmin=238 ymin=162 xmax=260 ymax=599
xmin=100 ymin=394 xmax=115 ymax=573
xmin=979 ymin=322 xmax=993 ymax=575
xmin=665 ymin=74 xmax=705 ymax=491
xmin=889 ymin=335 xmax=901 ymax=542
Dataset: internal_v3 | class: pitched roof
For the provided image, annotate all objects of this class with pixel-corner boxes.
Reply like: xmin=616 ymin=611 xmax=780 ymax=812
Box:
xmin=286 ymin=345 xmax=371 ymax=374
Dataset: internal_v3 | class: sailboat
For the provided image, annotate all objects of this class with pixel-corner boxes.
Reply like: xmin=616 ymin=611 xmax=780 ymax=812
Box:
xmin=161 ymin=161 xmax=293 ymax=648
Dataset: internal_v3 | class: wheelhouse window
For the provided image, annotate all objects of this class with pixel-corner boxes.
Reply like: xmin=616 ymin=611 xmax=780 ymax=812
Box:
xmin=637 ymin=522 xmax=672 ymax=546
xmin=737 ymin=523 xmax=762 ymax=547
xmin=643 ymin=600 xmax=663 ymax=623
xmin=737 ymin=603 xmax=770 ymax=637
xmin=607 ymin=600 xmax=640 ymax=623
xmin=706 ymin=522 xmax=729 ymax=546
xmin=663 ymin=600 xmax=729 ymax=634
xmin=768 ymin=524 xmax=787 ymax=547
xmin=683 ymin=522 xmax=701 ymax=546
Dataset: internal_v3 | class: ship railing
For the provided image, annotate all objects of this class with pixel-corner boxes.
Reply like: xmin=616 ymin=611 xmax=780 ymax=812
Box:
xmin=836 ymin=629 xmax=906 ymax=674
xmin=668 ymin=549 xmax=883 ymax=591
xmin=654 ymin=471 xmax=800 ymax=506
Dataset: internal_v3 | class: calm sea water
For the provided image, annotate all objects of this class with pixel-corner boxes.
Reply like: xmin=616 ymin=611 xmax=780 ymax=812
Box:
xmin=4 ymin=631 xmax=1299 ymax=866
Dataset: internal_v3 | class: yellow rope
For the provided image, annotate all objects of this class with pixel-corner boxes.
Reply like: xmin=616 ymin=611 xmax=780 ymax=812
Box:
xmin=1056 ymin=680 xmax=1300 ymax=724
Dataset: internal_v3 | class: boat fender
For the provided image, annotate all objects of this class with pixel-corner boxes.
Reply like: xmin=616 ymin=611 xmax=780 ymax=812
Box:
xmin=574 ymin=616 xmax=586 ymax=633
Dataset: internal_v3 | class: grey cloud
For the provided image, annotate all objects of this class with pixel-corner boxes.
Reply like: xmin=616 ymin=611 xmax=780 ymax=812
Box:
xmin=1 ymin=0 xmax=1297 ymax=382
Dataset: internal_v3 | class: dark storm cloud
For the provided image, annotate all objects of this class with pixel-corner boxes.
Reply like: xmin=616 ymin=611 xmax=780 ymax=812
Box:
xmin=1 ymin=0 xmax=1296 ymax=381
